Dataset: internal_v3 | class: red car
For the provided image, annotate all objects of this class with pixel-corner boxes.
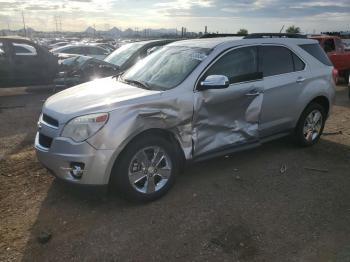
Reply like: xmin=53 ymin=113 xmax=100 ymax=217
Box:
xmin=310 ymin=35 xmax=350 ymax=86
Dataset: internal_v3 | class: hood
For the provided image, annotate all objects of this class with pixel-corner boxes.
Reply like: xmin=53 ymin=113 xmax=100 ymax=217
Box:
xmin=44 ymin=77 xmax=160 ymax=123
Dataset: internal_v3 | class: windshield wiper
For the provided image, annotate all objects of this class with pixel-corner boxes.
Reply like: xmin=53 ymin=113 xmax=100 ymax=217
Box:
xmin=122 ymin=79 xmax=151 ymax=90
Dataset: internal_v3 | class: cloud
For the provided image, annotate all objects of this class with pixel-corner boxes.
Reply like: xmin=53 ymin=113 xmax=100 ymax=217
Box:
xmin=68 ymin=0 xmax=92 ymax=2
xmin=0 ymin=0 xmax=349 ymax=32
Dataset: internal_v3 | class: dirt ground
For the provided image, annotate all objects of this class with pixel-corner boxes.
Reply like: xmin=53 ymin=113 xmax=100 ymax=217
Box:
xmin=0 ymin=84 xmax=349 ymax=262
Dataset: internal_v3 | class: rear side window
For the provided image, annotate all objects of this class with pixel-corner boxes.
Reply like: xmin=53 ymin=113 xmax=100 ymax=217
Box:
xmin=206 ymin=46 xmax=260 ymax=84
xmin=299 ymin=44 xmax=332 ymax=66
xmin=13 ymin=43 xmax=37 ymax=56
xmin=292 ymin=53 xmax=305 ymax=71
xmin=259 ymin=46 xmax=294 ymax=77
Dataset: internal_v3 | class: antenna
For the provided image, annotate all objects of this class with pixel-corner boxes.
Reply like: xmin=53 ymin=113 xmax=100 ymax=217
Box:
xmin=279 ymin=25 xmax=285 ymax=33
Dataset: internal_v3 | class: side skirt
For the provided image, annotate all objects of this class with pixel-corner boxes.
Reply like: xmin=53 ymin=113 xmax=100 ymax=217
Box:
xmin=192 ymin=131 xmax=291 ymax=163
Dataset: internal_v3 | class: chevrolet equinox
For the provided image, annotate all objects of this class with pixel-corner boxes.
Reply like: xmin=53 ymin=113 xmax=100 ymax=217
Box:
xmin=35 ymin=37 xmax=336 ymax=201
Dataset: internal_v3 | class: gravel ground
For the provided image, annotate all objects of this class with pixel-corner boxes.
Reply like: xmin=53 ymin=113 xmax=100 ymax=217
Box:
xmin=0 ymin=84 xmax=349 ymax=262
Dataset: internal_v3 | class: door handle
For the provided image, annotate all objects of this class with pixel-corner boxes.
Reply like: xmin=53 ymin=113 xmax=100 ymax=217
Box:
xmin=245 ymin=88 xmax=260 ymax=96
xmin=296 ymin=77 xmax=306 ymax=83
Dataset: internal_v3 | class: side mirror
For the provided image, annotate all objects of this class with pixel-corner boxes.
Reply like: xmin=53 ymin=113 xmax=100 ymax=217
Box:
xmin=198 ymin=75 xmax=229 ymax=91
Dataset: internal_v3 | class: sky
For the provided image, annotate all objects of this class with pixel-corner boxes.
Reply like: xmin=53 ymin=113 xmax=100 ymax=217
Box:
xmin=0 ymin=0 xmax=349 ymax=33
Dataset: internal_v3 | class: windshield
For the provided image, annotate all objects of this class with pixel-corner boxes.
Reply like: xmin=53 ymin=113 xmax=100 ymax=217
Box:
xmin=104 ymin=42 xmax=143 ymax=67
xmin=122 ymin=46 xmax=211 ymax=91
xmin=61 ymin=56 xmax=90 ymax=66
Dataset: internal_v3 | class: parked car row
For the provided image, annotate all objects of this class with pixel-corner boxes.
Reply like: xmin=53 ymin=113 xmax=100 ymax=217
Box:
xmin=0 ymin=37 xmax=173 ymax=87
xmin=0 ymin=37 xmax=58 ymax=86
xmin=35 ymin=36 xmax=337 ymax=202
xmin=54 ymin=39 xmax=174 ymax=88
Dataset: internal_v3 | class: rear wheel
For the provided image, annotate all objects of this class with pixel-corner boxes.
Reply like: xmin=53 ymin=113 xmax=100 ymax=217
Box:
xmin=110 ymin=135 xmax=178 ymax=202
xmin=294 ymin=103 xmax=326 ymax=146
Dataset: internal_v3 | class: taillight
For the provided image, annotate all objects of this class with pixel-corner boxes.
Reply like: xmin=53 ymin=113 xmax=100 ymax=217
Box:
xmin=332 ymin=68 xmax=338 ymax=84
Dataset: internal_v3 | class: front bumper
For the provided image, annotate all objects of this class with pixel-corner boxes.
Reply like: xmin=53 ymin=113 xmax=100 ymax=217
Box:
xmin=35 ymin=132 xmax=114 ymax=185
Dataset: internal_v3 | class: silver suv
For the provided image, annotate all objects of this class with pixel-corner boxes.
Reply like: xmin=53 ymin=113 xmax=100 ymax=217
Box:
xmin=35 ymin=38 xmax=335 ymax=201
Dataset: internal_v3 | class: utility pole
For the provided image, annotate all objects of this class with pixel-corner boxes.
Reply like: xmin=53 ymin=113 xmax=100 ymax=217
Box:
xmin=205 ymin=25 xmax=207 ymax=34
xmin=21 ymin=11 xmax=27 ymax=37
xmin=54 ymin=15 xmax=58 ymax=36
xmin=59 ymin=16 xmax=62 ymax=32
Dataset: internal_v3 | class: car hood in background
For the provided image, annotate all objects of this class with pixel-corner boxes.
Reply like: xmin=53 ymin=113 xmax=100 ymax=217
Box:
xmin=43 ymin=77 xmax=161 ymax=123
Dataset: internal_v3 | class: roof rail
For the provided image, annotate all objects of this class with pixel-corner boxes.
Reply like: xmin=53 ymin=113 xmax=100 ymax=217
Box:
xmin=200 ymin=33 xmax=246 ymax=39
xmin=244 ymin=33 xmax=307 ymax=39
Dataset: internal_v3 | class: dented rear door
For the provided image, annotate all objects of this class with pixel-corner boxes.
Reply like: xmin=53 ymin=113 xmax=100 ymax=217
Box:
xmin=192 ymin=46 xmax=264 ymax=156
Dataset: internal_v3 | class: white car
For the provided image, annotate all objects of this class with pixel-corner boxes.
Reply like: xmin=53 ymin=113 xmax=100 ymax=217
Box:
xmin=51 ymin=44 xmax=110 ymax=60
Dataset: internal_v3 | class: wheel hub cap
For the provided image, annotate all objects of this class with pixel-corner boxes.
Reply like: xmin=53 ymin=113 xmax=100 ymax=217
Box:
xmin=303 ymin=109 xmax=323 ymax=142
xmin=128 ymin=146 xmax=172 ymax=194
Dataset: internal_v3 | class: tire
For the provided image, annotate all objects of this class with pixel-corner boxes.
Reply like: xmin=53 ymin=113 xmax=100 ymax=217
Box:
xmin=110 ymin=134 xmax=179 ymax=202
xmin=294 ymin=102 xmax=326 ymax=147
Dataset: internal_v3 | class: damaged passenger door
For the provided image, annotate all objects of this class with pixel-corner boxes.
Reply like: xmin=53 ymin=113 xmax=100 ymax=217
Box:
xmin=193 ymin=46 xmax=264 ymax=157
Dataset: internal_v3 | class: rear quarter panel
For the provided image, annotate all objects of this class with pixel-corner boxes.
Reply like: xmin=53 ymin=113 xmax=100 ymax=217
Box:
xmin=292 ymin=64 xmax=335 ymax=126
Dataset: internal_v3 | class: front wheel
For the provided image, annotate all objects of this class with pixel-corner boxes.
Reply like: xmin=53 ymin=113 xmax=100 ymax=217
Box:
xmin=294 ymin=103 xmax=326 ymax=147
xmin=110 ymin=135 xmax=178 ymax=202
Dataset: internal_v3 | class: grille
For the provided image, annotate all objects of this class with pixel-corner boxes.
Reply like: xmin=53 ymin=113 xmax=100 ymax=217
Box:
xmin=39 ymin=133 xmax=53 ymax=148
xmin=42 ymin=114 xmax=59 ymax=128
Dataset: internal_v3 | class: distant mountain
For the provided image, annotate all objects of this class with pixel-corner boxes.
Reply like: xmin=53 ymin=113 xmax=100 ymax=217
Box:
xmin=107 ymin=27 xmax=122 ymax=37
xmin=0 ymin=26 xmax=186 ymax=38
xmin=84 ymin=26 xmax=96 ymax=34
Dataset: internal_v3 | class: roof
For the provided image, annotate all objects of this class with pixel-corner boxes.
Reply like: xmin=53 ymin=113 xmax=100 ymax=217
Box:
xmin=309 ymin=35 xmax=340 ymax=39
xmin=169 ymin=37 xmax=317 ymax=49
xmin=0 ymin=36 xmax=32 ymax=42
xmin=124 ymin=39 xmax=175 ymax=46
xmin=244 ymin=33 xmax=307 ymax=39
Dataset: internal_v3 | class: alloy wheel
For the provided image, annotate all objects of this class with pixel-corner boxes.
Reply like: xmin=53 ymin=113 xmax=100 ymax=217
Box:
xmin=128 ymin=146 xmax=172 ymax=194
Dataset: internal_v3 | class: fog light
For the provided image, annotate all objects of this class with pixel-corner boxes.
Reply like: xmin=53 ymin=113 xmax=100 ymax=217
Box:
xmin=70 ymin=162 xmax=85 ymax=179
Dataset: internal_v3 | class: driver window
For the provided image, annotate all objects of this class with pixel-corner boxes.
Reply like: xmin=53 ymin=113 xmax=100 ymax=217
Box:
xmin=205 ymin=46 xmax=259 ymax=84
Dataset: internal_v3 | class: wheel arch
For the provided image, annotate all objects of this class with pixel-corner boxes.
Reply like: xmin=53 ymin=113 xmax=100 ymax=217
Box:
xmin=309 ymin=96 xmax=330 ymax=116
xmin=295 ymin=95 xmax=330 ymax=130
xmin=107 ymin=128 xmax=186 ymax=184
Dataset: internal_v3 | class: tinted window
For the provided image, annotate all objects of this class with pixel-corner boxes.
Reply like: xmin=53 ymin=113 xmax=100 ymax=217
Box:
xmin=64 ymin=47 xmax=84 ymax=54
xmin=259 ymin=46 xmax=294 ymax=77
xmin=323 ymin=39 xmax=335 ymax=52
xmin=206 ymin=46 xmax=259 ymax=84
xmin=88 ymin=47 xmax=105 ymax=55
xmin=14 ymin=45 xmax=30 ymax=54
xmin=292 ymin=53 xmax=305 ymax=71
xmin=13 ymin=43 xmax=37 ymax=56
xmin=299 ymin=44 xmax=332 ymax=66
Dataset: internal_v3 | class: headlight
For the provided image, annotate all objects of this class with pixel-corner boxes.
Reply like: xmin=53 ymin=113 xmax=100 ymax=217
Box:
xmin=61 ymin=113 xmax=109 ymax=142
